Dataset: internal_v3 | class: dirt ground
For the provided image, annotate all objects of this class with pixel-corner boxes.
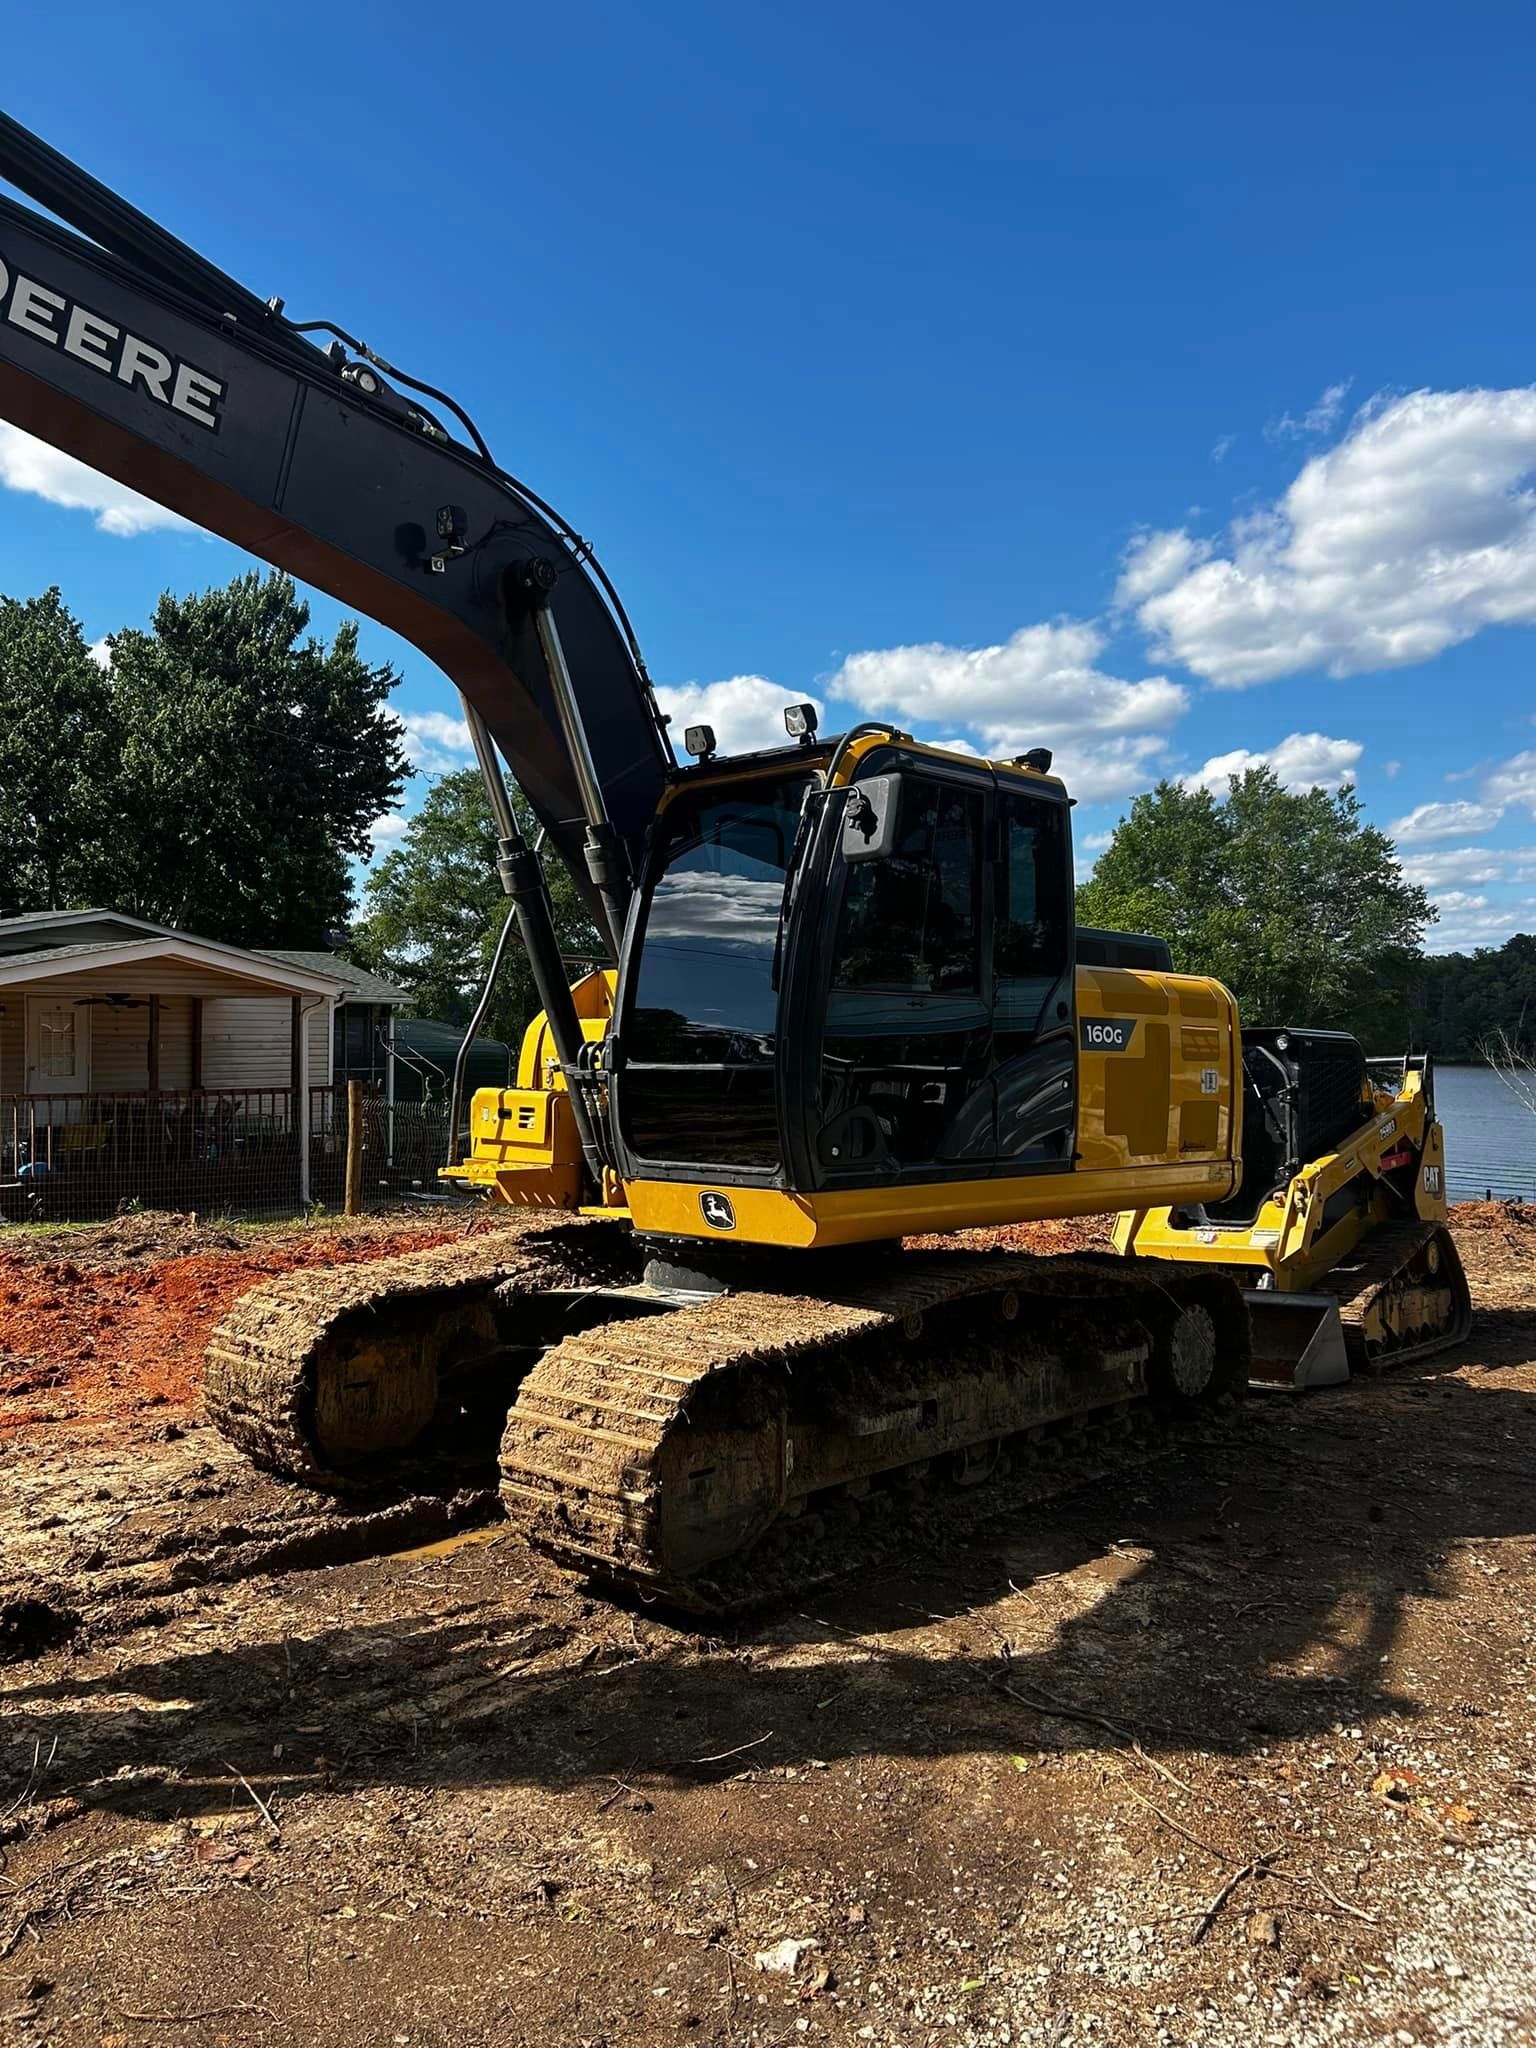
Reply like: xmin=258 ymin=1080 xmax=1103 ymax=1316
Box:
xmin=1 ymin=1202 xmax=1533 ymax=2048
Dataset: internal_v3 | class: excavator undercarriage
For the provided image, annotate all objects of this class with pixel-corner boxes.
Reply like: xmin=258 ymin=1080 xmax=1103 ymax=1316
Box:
xmin=206 ymin=1226 xmax=1249 ymax=1612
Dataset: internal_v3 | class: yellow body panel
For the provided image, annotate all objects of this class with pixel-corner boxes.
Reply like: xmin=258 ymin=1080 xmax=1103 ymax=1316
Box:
xmin=446 ymin=956 xmax=1242 ymax=1249
xmin=1113 ymin=1066 xmax=1448 ymax=1292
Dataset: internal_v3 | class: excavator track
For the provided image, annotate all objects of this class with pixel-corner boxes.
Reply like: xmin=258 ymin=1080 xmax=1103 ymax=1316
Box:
xmin=1327 ymin=1219 xmax=1473 ymax=1373
xmin=500 ymin=1251 xmax=1250 ymax=1614
xmin=203 ymin=1223 xmax=635 ymax=1486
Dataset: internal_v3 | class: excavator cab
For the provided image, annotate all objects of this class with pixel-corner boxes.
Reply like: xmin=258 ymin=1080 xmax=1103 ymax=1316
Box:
xmin=611 ymin=732 xmax=1077 ymax=1208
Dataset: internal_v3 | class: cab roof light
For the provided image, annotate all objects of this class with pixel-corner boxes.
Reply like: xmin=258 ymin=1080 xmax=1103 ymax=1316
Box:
xmin=784 ymin=702 xmax=819 ymax=742
xmin=1013 ymin=746 xmax=1053 ymax=774
xmin=683 ymin=723 xmax=717 ymax=761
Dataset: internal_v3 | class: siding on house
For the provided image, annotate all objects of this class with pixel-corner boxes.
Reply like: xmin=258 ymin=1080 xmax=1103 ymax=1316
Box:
xmin=0 ymin=963 xmax=333 ymax=1093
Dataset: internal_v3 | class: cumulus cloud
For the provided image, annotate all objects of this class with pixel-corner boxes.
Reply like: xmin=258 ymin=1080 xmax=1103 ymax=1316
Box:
xmin=1400 ymin=845 xmax=1536 ymax=890
xmin=0 ymin=423 xmax=191 ymax=537
xmin=1389 ymin=799 xmax=1504 ymax=843
xmin=1119 ymin=388 xmax=1536 ymax=686
xmin=1185 ymin=731 xmax=1363 ymax=795
xmin=1043 ymin=735 xmax=1177 ymax=804
xmin=828 ymin=620 xmax=1186 ymax=743
xmin=1484 ymin=750 xmax=1536 ymax=815
xmin=820 ymin=619 xmax=1188 ymax=803
xmin=656 ymin=676 xmax=823 ymax=758
xmin=366 ymin=810 xmax=411 ymax=858
xmin=87 ymin=637 xmax=112 ymax=670
xmin=395 ymin=709 xmax=474 ymax=774
xmin=1425 ymin=896 xmax=1536 ymax=953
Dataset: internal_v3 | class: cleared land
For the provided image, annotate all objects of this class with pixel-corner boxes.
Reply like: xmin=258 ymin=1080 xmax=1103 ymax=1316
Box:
xmin=1 ymin=1203 xmax=1533 ymax=2047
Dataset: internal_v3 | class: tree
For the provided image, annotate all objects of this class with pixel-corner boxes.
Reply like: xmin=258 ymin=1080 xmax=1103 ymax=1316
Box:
xmin=1409 ymin=933 xmax=1536 ymax=1060
xmin=1077 ymin=769 xmax=1434 ymax=1045
xmin=350 ymin=767 xmax=602 ymax=1046
xmin=103 ymin=571 xmax=408 ymax=946
xmin=0 ymin=587 xmax=118 ymax=914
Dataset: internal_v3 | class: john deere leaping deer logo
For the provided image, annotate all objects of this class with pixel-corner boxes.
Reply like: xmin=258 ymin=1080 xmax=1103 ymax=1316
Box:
xmin=699 ymin=1191 xmax=736 ymax=1230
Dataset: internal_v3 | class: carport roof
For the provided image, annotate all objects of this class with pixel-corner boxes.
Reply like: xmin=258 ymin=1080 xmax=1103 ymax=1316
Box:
xmin=0 ymin=936 xmax=347 ymax=997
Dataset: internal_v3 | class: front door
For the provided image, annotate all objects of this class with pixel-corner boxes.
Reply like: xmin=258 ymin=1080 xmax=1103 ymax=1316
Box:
xmin=26 ymin=998 xmax=91 ymax=1114
xmin=815 ymin=771 xmax=995 ymax=1176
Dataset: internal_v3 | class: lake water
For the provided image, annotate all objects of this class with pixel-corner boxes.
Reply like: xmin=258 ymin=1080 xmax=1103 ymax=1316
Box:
xmin=1432 ymin=1063 xmax=1536 ymax=1201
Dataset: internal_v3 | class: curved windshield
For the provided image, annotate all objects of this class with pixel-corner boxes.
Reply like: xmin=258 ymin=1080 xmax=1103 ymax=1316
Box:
xmin=620 ymin=770 xmax=813 ymax=1167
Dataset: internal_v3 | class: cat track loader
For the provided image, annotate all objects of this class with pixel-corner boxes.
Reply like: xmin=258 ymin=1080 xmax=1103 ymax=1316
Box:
xmin=1114 ymin=1030 xmax=1470 ymax=1389
xmin=0 ymin=112 xmax=1471 ymax=1614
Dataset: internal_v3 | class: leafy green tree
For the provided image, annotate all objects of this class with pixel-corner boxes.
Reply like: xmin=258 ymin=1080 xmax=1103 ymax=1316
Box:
xmin=0 ymin=587 xmax=118 ymax=913
xmin=350 ymin=767 xmax=602 ymax=1046
xmin=1409 ymin=933 xmax=1536 ymax=1059
xmin=104 ymin=570 xmax=408 ymax=946
xmin=1077 ymin=768 xmax=1434 ymax=1046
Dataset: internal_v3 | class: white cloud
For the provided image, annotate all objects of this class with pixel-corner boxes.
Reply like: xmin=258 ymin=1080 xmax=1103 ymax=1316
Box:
xmin=1425 ymin=896 xmax=1536 ymax=953
xmin=656 ymin=676 xmax=824 ymax=758
xmin=1043 ymin=735 xmax=1176 ymax=803
xmin=1121 ymin=388 xmax=1536 ymax=686
xmin=1390 ymin=799 xmax=1505 ymax=843
xmin=0 ymin=423 xmax=191 ymax=537
xmin=1381 ymin=759 xmax=1402 ymax=778
xmin=1265 ymin=378 xmax=1353 ymax=443
xmin=1433 ymin=890 xmax=1490 ymax=914
xmin=87 ymin=637 xmax=112 ymax=670
xmin=395 ymin=709 xmax=474 ymax=774
xmin=1484 ymin=750 xmax=1536 ymax=816
xmin=366 ymin=810 xmax=410 ymax=858
xmin=828 ymin=619 xmax=1186 ymax=743
xmin=1116 ymin=533 xmax=1214 ymax=607
xmin=1401 ymin=845 xmax=1536 ymax=890
xmin=1211 ymin=434 xmax=1235 ymax=465
xmin=1185 ymin=730 xmax=1363 ymax=795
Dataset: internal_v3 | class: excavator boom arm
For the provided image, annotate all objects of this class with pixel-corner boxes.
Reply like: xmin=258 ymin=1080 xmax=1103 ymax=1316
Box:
xmin=0 ymin=111 xmax=673 ymax=917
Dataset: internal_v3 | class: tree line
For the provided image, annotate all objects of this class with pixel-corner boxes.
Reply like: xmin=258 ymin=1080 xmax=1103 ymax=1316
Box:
xmin=5 ymin=573 xmax=1530 ymax=1057
xmin=1078 ymin=770 xmax=1533 ymax=1059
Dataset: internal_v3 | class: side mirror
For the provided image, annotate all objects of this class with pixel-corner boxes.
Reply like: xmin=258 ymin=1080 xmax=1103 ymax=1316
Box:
xmin=841 ymin=774 xmax=903 ymax=862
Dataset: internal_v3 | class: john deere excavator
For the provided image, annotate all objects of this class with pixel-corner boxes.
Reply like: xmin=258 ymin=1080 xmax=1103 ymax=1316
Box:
xmin=0 ymin=113 xmax=1470 ymax=1612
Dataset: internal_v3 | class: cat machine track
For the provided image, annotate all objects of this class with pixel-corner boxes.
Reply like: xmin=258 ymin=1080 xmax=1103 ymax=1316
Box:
xmin=1328 ymin=1220 xmax=1472 ymax=1373
xmin=1236 ymin=1221 xmax=1472 ymax=1390
xmin=499 ymin=1251 xmax=1250 ymax=1613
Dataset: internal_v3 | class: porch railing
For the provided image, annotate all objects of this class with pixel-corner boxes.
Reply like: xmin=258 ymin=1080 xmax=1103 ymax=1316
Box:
xmin=0 ymin=1087 xmax=453 ymax=1223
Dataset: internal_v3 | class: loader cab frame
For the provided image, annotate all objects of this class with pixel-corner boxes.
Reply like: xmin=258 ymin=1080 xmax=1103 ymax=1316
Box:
xmin=609 ymin=733 xmax=1079 ymax=1198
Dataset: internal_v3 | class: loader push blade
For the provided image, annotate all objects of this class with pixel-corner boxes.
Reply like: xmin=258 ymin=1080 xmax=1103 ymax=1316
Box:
xmin=1243 ymin=1291 xmax=1351 ymax=1391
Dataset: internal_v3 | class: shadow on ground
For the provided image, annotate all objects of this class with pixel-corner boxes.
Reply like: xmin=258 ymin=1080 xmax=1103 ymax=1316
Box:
xmin=3 ymin=1328 xmax=1531 ymax=1824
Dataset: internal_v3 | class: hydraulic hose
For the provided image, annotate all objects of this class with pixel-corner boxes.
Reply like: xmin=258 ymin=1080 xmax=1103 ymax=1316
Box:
xmin=445 ymin=899 xmax=519 ymax=1170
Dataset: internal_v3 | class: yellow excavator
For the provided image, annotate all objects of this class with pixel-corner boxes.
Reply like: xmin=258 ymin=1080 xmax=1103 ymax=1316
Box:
xmin=0 ymin=113 xmax=1469 ymax=1612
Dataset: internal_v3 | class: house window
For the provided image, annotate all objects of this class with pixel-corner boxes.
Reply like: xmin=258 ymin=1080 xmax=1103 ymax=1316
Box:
xmin=38 ymin=1007 xmax=77 ymax=1078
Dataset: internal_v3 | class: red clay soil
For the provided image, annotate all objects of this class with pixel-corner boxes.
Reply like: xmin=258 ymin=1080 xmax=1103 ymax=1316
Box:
xmin=0 ymin=1223 xmax=469 ymax=1440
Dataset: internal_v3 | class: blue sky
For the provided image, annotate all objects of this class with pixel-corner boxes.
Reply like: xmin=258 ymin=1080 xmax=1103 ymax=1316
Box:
xmin=4 ymin=1 xmax=1536 ymax=951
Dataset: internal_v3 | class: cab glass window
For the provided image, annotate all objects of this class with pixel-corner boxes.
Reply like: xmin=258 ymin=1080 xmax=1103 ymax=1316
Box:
xmin=996 ymin=791 xmax=1070 ymax=979
xmin=832 ymin=781 xmax=982 ymax=993
xmin=627 ymin=772 xmax=809 ymax=1063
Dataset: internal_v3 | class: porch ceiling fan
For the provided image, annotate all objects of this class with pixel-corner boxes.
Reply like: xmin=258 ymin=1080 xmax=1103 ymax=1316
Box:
xmin=72 ymin=994 xmax=150 ymax=1009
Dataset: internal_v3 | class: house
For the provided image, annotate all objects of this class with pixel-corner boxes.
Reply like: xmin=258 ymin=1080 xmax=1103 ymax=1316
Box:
xmin=253 ymin=947 xmax=412 ymax=1092
xmin=0 ymin=910 xmax=409 ymax=1217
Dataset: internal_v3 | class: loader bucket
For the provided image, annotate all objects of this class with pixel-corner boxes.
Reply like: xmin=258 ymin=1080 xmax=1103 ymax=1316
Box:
xmin=1243 ymin=1291 xmax=1351 ymax=1391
